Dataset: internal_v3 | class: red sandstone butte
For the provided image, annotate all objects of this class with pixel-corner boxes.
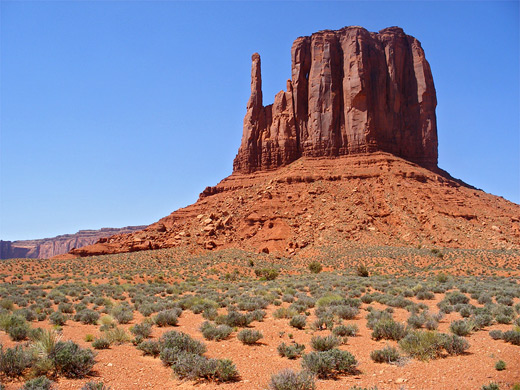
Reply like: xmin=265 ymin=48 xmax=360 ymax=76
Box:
xmin=233 ymin=26 xmax=438 ymax=173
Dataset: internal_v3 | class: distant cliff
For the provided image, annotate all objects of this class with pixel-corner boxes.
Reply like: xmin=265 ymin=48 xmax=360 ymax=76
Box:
xmin=234 ymin=26 xmax=437 ymax=173
xmin=0 ymin=226 xmax=146 ymax=259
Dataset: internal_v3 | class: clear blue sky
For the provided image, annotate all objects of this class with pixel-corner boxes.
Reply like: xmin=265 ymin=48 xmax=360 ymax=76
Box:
xmin=1 ymin=1 xmax=519 ymax=241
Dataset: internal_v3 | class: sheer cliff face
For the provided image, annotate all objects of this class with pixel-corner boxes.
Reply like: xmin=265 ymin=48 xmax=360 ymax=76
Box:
xmin=233 ymin=26 xmax=438 ymax=173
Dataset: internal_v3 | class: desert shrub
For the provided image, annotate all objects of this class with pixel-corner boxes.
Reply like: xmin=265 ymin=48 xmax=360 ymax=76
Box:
xmin=445 ymin=291 xmax=469 ymax=305
xmin=81 ymin=382 xmax=111 ymax=390
xmin=441 ymin=334 xmax=470 ymax=355
xmin=371 ymin=319 xmax=407 ymax=341
xmin=74 ymin=309 xmax=99 ymax=325
xmin=302 ymin=348 xmax=358 ymax=379
xmin=159 ymin=331 xmax=206 ymax=365
xmin=16 ymin=308 xmax=37 ymax=322
xmin=482 ymin=383 xmax=500 ymax=390
xmin=416 ymin=290 xmax=435 ymax=300
xmin=268 ymin=369 xmax=315 ymax=390
xmin=254 ymin=268 xmax=279 ymax=280
xmin=424 ymin=318 xmax=439 ymax=330
xmin=249 ymin=309 xmax=266 ymax=322
xmin=399 ymin=330 xmax=445 ymax=360
xmin=49 ymin=311 xmax=67 ymax=326
xmin=407 ymin=315 xmax=425 ymax=329
xmin=170 ymin=351 xmax=239 ymax=382
xmin=489 ymin=330 xmax=503 ymax=340
xmin=154 ymin=310 xmax=179 ymax=327
xmin=202 ymin=307 xmax=218 ymax=320
xmin=290 ymin=315 xmax=307 ymax=330
xmin=0 ymin=345 xmax=33 ymax=377
xmin=449 ymin=319 xmax=474 ymax=336
xmin=495 ymin=314 xmax=512 ymax=324
xmin=273 ymin=307 xmax=297 ymax=319
xmin=50 ymin=341 xmax=95 ymax=378
xmin=1 ymin=314 xmax=30 ymax=341
xmin=0 ymin=299 xmax=14 ymax=310
xmin=237 ymin=329 xmax=262 ymax=345
xmin=356 ymin=264 xmax=369 ymax=277
xmin=104 ymin=327 xmax=130 ymax=345
xmin=333 ymin=305 xmax=359 ymax=320
xmin=130 ymin=322 xmax=152 ymax=339
xmin=310 ymin=335 xmax=341 ymax=351
xmin=92 ymin=338 xmax=110 ymax=349
xmin=200 ymin=322 xmax=232 ymax=341
xmin=308 ymin=261 xmax=323 ymax=274
xmin=370 ymin=346 xmax=400 ymax=363
xmin=8 ymin=324 xmax=29 ymax=341
xmin=277 ymin=342 xmax=305 ymax=359
xmin=111 ymin=305 xmax=133 ymax=324
xmin=316 ymin=294 xmax=342 ymax=307
xmin=502 ymin=329 xmax=520 ymax=345
xmin=495 ymin=360 xmax=506 ymax=371
xmin=137 ymin=340 xmax=161 ymax=357
xmin=333 ymin=324 xmax=358 ymax=337
xmin=58 ymin=303 xmax=74 ymax=314
xmin=366 ymin=310 xmax=393 ymax=329
xmin=216 ymin=311 xmax=253 ymax=327
xmin=474 ymin=314 xmax=494 ymax=329
xmin=21 ymin=376 xmax=54 ymax=390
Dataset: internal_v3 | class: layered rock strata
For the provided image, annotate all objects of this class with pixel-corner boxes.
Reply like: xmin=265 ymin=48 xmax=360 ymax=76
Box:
xmin=233 ymin=26 xmax=438 ymax=173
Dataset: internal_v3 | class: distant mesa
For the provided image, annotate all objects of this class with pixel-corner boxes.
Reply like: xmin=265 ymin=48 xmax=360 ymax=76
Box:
xmin=234 ymin=26 xmax=437 ymax=173
xmin=0 ymin=226 xmax=146 ymax=259
xmin=54 ymin=25 xmax=520 ymax=258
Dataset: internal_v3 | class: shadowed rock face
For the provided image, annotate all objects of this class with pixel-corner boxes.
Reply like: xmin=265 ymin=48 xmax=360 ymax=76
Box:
xmin=233 ymin=26 xmax=438 ymax=173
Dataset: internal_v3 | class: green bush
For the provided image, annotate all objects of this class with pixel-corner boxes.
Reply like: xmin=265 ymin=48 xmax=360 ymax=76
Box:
xmin=495 ymin=360 xmax=506 ymax=371
xmin=449 ymin=319 xmax=474 ymax=336
xmin=502 ymin=329 xmax=520 ymax=345
xmin=399 ymin=330 xmax=445 ymax=361
xmin=237 ymin=329 xmax=263 ymax=345
xmin=200 ymin=321 xmax=232 ymax=341
xmin=92 ymin=338 xmax=111 ymax=349
xmin=277 ymin=342 xmax=305 ymax=359
xmin=310 ymin=335 xmax=341 ymax=351
xmin=153 ymin=310 xmax=179 ymax=327
xmin=0 ymin=345 xmax=33 ymax=377
xmin=159 ymin=330 xmax=206 ymax=365
xmin=137 ymin=340 xmax=161 ymax=357
xmin=81 ymin=382 xmax=111 ymax=390
xmin=170 ymin=351 xmax=239 ymax=382
xmin=356 ymin=264 xmax=369 ymax=277
xmin=74 ymin=309 xmax=100 ymax=325
xmin=21 ymin=376 xmax=54 ymax=390
xmin=482 ymin=383 xmax=500 ymax=390
xmin=49 ymin=311 xmax=67 ymax=326
xmin=254 ymin=268 xmax=279 ymax=280
xmin=111 ymin=305 xmax=133 ymax=324
xmin=308 ymin=261 xmax=323 ymax=274
xmin=371 ymin=319 xmax=407 ymax=341
xmin=268 ymin=369 xmax=315 ymax=390
xmin=370 ymin=346 xmax=400 ymax=363
xmin=302 ymin=348 xmax=358 ymax=379
xmin=489 ymin=330 xmax=503 ymax=340
xmin=105 ymin=327 xmax=130 ymax=345
xmin=289 ymin=315 xmax=306 ymax=330
xmin=216 ymin=311 xmax=253 ymax=327
xmin=333 ymin=324 xmax=358 ymax=337
xmin=50 ymin=341 xmax=95 ymax=378
xmin=130 ymin=322 xmax=152 ymax=339
xmin=441 ymin=334 xmax=470 ymax=355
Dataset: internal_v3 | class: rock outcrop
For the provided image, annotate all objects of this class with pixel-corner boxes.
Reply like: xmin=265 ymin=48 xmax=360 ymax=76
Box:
xmin=233 ymin=26 xmax=438 ymax=173
xmin=0 ymin=226 xmax=146 ymax=259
